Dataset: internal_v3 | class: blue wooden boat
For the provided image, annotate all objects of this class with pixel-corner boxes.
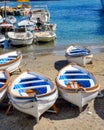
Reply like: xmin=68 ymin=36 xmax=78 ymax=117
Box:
xmin=8 ymin=70 xmax=58 ymax=122
xmin=65 ymin=45 xmax=93 ymax=66
xmin=56 ymin=64 xmax=100 ymax=111
xmin=0 ymin=51 xmax=22 ymax=73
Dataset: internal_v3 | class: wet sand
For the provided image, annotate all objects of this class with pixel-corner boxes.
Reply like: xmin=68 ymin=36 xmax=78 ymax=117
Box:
xmin=0 ymin=52 xmax=104 ymax=130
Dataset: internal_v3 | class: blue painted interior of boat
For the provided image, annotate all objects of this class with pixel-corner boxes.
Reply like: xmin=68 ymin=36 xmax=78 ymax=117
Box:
xmin=35 ymin=87 xmax=47 ymax=94
xmin=64 ymin=70 xmax=83 ymax=74
xmin=13 ymin=78 xmax=48 ymax=94
xmin=18 ymin=86 xmax=47 ymax=95
xmin=0 ymin=59 xmax=11 ymax=64
xmin=16 ymin=84 xmax=47 ymax=95
xmin=60 ymin=71 xmax=92 ymax=88
xmin=20 ymin=77 xmax=41 ymax=82
xmin=14 ymin=84 xmax=22 ymax=89
xmin=70 ymin=51 xmax=88 ymax=54
xmin=70 ymin=49 xmax=88 ymax=53
xmin=0 ymin=78 xmax=7 ymax=82
xmin=59 ymin=75 xmax=90 ymax=80
xmin=69 ymin=48 xmax=90 ymax=56
xmin=14 ymin=81 xmax=49 ymax=89
xmin=24 ymin=82 xmax=48 ymax=87
xmin=77 ymin=80 xmax=91 ymax=88
xmin=0 ymin=56 xmax=17 ymax=64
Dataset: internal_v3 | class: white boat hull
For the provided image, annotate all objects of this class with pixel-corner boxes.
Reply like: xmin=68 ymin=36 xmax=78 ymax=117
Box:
xmin=8 ymin=31 xmax=34 ymax=46
xmin=59 ymin=88 xmax=99 ymax=109
xmin=9 ymin=89 xmax=58 ymax=122
xmin=34 ymin=31 xmax=56 ymax=42
xmin=66 ymin=54 xmax=93 ymax=66
xmin=10 ymin=37 xmax=33 ymax=46
xmin=36 ymin=35 xmax=56 ymax=42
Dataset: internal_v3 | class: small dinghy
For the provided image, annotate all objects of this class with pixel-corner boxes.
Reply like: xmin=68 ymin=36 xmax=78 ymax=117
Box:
xmin=0 ymin=51 xmax=22 ymax=73
xmin=65 ymin=45 xmax=93 ymax=66
xmin=8 ymin=70 xmax=58 ymax=122
xmin=56 ymin=64 xmax=100 ymax=111
xmin=0 ymin=70 xmax=10 ymax=103
xmin=34 ymin=31 xmax=56 ymax=43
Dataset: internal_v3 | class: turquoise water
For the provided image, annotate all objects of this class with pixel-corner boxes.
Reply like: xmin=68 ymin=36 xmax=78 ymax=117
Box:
xmin=0 ymin=0 xmax=104 ymax=54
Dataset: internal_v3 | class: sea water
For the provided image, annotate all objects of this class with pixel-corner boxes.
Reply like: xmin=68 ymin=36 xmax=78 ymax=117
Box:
xmin=0 ymin=0 xmax=104 ymax=54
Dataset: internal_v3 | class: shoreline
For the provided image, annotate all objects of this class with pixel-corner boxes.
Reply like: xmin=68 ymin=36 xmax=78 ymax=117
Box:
xmin=1 ymin=40 xmax=104 ymax=57
xmin=0 ymin=51 xmax=104 ymax=130
xmin=21 ymin=44 xmax=104 ymax=57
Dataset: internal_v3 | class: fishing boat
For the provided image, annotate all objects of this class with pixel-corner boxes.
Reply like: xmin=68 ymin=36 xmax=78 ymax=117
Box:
xmin=0 ymin=69 xmax=10 ymax=103
xmin=8 ymin=70 xmax=58 ymax=122
xmin=56 ymin=64 xmax=100 ymax=111
xmin=65 ymin=45 xmax=93 ymax=66
xmin=7 ymin=27 xmax=34 ymax=46
xmin=0 ymin=50 xmax=22 ymax=73
xmin=34 ymin=31 xmax=56 ymax=43
xmin=30 ymin=5 xmax=50 ymax=23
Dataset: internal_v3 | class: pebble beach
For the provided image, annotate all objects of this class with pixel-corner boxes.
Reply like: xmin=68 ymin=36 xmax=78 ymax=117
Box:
xmin=0 ymin=51 xmax=104 ymax=130
xmin=0 ymin=0 xmax=104 ymax=129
